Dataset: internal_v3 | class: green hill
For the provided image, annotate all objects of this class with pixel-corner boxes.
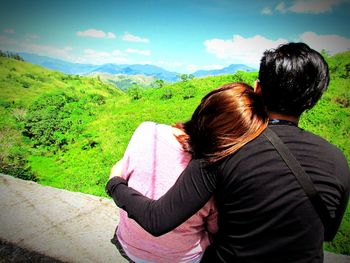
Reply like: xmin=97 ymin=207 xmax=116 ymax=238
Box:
xmin=87 ymin=72 xmax=157 ymax=91
xmin=0 ymin=54 xmax=349 ymax=255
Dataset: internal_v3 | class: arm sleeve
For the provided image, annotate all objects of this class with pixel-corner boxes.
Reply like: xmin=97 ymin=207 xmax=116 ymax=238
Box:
xmin=325 ymin=156 xmax=350 ymax=241
xmin=106 ymin=159 xmax=217 ymax=236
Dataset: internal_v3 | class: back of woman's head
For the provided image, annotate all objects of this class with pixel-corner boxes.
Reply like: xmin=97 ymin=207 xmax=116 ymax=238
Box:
xmin=176 ymin=82 xmax=268 ymax=163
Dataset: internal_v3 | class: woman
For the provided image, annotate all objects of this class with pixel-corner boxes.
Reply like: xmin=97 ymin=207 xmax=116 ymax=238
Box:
xmin=110 ymin=121 xmax=218 ymax=263
xmin=107 ymin=82 xmax=268 ymax=262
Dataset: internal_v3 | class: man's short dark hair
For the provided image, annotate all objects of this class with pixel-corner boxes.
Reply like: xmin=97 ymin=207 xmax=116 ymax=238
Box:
xmin=258 ymin=42 xmax=330 ymax=116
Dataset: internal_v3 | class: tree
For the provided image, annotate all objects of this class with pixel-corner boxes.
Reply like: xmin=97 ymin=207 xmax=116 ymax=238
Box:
xmin=344 ymin=64 xmax=350 ymax=79
xmin=183 ymin=84 xmax=196 ymax=100
xmin=178 ymin=74 xmax=195 ymax=82
xmin=0 ymin=51 xmax=24 ymax=61
xmin=321 ymin=49 xmax=330 ymax=59
xmin=127 ymin=86 xmax=143 ymax=100
xmin=161 ymin=88 xmax=173 ymax=100
xmin=178 ymin=74 xmax=189 ymax=82
xmin=154 ymin=79 xmax=165 ymax=88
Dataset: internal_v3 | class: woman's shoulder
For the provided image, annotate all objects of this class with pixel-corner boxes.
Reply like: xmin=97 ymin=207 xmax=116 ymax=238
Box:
xmin=134 ymin=121 xmax=158 ymax=134
xmin=137 ymin=121 xmax=173 ymax=133
xmin=137 ymin=121 xmax=157 ymax=129
xmin=133 ymin=121 xmax=173 ymax=139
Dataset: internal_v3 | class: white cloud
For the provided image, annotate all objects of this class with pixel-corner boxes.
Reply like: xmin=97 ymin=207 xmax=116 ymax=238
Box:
xmin=77 ymin=29 xmax=105 ymax=38
xmin=3 ymin=29 xmax=15 ymax=34
xmin=204 ymin=35 xmax=288 ymax=67
xmin=76 ymin=29 xmax=116 ymax=39
xmin=274 ymin=0 xmax=349 ymax=14
xmin=289 ymin=0 xmax=346 ymax=13
xmin=0 ymin=32 xmax=128 ymax=64
xmin=155 ymin=60 xmax=183 ymax=71
xmin=84 ymin=48 xmax=110 ymax=57
xmin=122 ymin=32 xmax=149 ymax=43
xmin=112 ymin=49 xmax=121 ymax=56
xmin=204 ymin=32 xmax=350 ymax=67
xmin=21 ymin=43 xmax=75 ymax=61
xmin=81 ymin=48 xmax=128 ymax=64
xmin=107 ymin=32 xmax=116 ymax=39
xmin=0 ymin=40 xmax=75 ymax=63
xmin=0 ymin=35 xmax=73 ymax=61
xmin=125 ymin=48 xmax=151 ymax=56
xmin=0 ymin=34 xmax=128 ymax=65
xmin=298 ymin=31 xmax=350 ymax=54
xmin=0 ymin=35 xmax=18 ymax=47
xmin=135 ymin=60 xmax=153 ymax=65
xmin=276 ymin=2 xmax=287 ymax=13
xmin=26 ymin=33 xmax=39 ymax=39
xmin=159 ymin=63 xmax=225 ymax=74
xmin=261 ymin=7 xmax=273 ymax=15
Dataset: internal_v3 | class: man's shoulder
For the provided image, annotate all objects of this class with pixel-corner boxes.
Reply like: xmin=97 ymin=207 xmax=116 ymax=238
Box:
xmin=297 ymin=127 xmax=345 ymax=158
xmin=269 ymin=125 xmax=343 ymax=154
xmin=233 ymin=125 xmax=346 ymax=163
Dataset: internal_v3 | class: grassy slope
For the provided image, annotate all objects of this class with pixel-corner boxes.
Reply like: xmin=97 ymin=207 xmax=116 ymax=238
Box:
xmin=0 ymin=55 xmax=349 ymax=254
xmin=87 ymin=72 xmax=157 ymax=90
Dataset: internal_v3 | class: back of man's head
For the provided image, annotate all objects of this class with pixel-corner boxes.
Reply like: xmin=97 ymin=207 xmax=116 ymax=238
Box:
xmin=258 ymin=42 xmax=330 ymax=116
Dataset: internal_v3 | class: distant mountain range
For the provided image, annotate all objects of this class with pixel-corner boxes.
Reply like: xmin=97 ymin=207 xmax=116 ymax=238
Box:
xmin=19 ymin=53 xmax=179 ymax=82
xmin=19 ymin=52 xmax=256 ymax=82
xmin=193 ymin=64 xmax=256 ymax=77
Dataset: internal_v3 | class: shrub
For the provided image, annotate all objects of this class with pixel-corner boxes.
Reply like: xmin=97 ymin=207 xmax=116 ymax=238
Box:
xmin=183 ymin=84 xmax=196 ymax=99
xmin=12 ymin=108 xmax=27 ymax=122
xmin=0 ymin=161 xmax=37 ymax=181
xmin=0 ymin=100 xmax=12 ymax=108
xmin=22 ymin=93 xmax=79 ymax=150
xmin=24 ymin=73 xmax=36 ymax=80
xmin=0 ymin=148 xmax=37 ymax=181
xmin=127 ymin=86 xmax=143 ymax=100
xmin=161 ymin=88 xmax=173 ymax=100
xmin=22 ymin=81 xmax=30 ymax=89
xmin=88 ymin=93 xmax=106 ymax=105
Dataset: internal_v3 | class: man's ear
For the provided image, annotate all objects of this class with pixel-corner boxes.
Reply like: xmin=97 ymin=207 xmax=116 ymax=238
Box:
xmin=254 ymin=80 xmax=262 ymax=96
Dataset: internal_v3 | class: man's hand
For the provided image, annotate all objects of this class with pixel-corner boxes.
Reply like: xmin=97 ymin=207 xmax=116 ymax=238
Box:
xmin=109 ymin=159 xmax=124 ymax=180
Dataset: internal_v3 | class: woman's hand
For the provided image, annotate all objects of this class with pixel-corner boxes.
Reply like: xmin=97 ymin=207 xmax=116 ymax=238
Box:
xmin=109 ymin=160 xmax=124 ymax=180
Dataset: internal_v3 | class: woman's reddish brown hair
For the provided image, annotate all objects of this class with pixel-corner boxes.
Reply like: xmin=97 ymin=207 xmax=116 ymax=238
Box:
xmin=174 ymin=82 xmax=268 ymax=163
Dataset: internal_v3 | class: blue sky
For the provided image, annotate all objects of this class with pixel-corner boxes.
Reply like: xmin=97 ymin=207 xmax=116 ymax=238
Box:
xmin=1 ymin=0 xmax=350 ymax=73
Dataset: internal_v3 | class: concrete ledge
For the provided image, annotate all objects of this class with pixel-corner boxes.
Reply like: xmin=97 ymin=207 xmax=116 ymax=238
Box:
xmin=0 ymin=174 xmax=126 ymax=263
xmin=324 ymin=251 xmax=350 ymax=263
xmin=1 ymin=174 xmax=349 ymax=263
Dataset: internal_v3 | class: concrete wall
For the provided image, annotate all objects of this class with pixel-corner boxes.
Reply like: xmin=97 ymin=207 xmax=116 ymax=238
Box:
xmin=0 ymin=174 xmax=349 ymax=263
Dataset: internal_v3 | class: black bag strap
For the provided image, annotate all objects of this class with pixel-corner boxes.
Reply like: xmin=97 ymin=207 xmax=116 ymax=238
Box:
xmin=263 ymin=127 xmax=332 ymax=227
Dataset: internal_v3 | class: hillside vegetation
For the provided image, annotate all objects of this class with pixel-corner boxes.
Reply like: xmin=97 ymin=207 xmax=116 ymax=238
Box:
xmin=0 ymin=52 xmax=349 ymax=255
xmin=87 ymin=72 xmax=157 ymax=90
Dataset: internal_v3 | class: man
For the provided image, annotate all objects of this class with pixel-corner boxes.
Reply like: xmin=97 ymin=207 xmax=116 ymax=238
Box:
xmin=106 ymin=43 xmax=350 ymax=262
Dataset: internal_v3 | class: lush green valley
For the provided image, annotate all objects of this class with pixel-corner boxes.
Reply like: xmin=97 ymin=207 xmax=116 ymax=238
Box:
xmin=0 ymin=53 xmax=349 ymax=255
xmin=87 ymin=72 xmax=157 ymax=91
